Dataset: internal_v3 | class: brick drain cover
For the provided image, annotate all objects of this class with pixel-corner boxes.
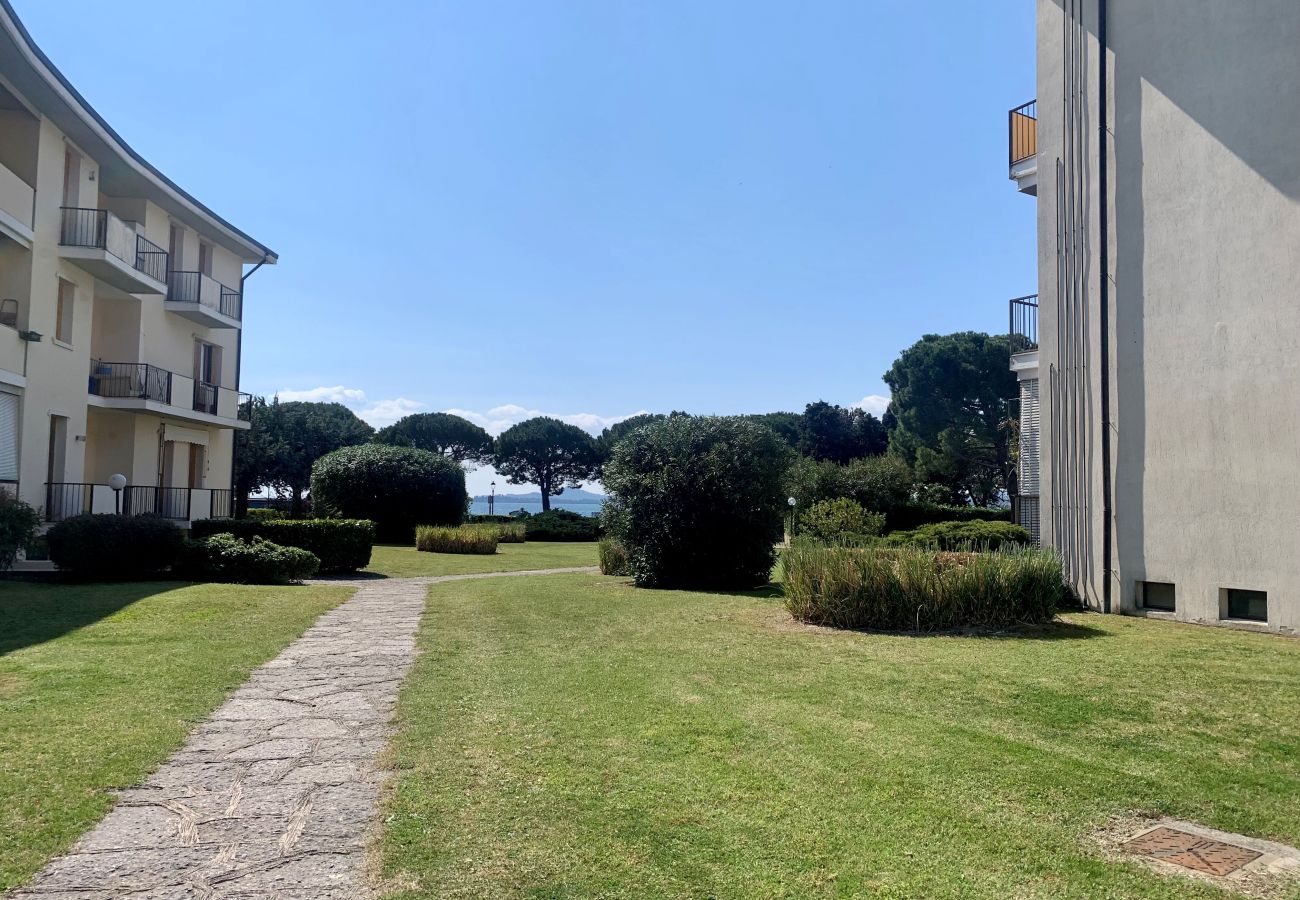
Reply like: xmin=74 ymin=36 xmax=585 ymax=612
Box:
xmin=1124 ymin=826 xmax=1263 ymax=877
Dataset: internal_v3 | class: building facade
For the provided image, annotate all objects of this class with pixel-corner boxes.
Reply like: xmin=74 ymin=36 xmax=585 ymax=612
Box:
xmin=1009 ymin=0 xmax=1300 ymax=633
xmin=0 ymin=0 xmax=275 ymax=526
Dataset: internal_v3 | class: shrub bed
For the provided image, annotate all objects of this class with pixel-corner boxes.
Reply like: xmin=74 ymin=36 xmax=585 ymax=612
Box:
xmin=782 ymin=545 xmax=1063 ymax=631
xmin=47 ymin=514 xmax=183 ymax=580
xmin=797 ymin=498 xmax=884 ymax=546
xmin=416 ymin=525 xmax=498 ymax=555
xmin=191 ymin=519 xmax=374 ymax=573
xmin=310 ymin=444 xmax=467 ymax=543
xmin=523 ymin=509 xmax=600 ymax=542
xmin=0 ymin=494 xmax=40 ymax=570
xmin=244 ymin=508 xmax=286 ymax=522
xmin=884 ymin=502 xmax=1012 ymax=533
xmin=495 ymin=522 xmax=527 ymax=543
xmin=176 ymin=534 xmax=319 ymax=584
xmin=880 ymin=520 xmax=1030 ymax=551
xmin=598 ymin=538 xmax=630 ymax=576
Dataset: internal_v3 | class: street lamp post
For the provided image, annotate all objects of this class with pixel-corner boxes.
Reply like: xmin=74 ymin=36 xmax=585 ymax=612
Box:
xmin=109 ymin=473 xmax=128 ymax=515
xmin=787 ymin=496 xmax=797 ymax=544
xmin=489 ymin=481 xmax=496 ymax=516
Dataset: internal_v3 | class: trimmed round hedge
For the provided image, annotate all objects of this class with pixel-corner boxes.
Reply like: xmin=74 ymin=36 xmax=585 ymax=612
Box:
xmin=310 ymin=444 xmax=466 ymax=543
xmin=47 ymin=513 xmax=183 ymax=580
xmin=602 ymin=416 xmax=788 ymax=589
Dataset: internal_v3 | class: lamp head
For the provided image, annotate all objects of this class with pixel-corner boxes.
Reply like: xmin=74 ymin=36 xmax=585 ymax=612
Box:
xmin=108 ymin=474 xmax=128 ymax=492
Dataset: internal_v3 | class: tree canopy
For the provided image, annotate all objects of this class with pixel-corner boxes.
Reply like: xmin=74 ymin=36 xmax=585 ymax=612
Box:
xmin=882 ymin=331 xmax=1018 ymax=506
xmin=375 ymin=412 xmax=493 ymax=465
xmin=797 ymin=400 xmax=887 ymax=462
xmin=494 ymin=417 xmax=600 ymax=511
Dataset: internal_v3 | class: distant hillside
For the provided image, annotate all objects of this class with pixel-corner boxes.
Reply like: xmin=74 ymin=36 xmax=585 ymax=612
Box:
xmin=475 ymin=488 xmax=605 ymax=503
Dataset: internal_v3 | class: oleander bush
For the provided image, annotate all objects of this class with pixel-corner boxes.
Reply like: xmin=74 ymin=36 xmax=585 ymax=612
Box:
xmin=797 ymin=498 xmax=885 ymax=546
xmin=880 ymin=520 xmax=1030 ymax=551
xmin=524 ymin=509 xmax=600 ymax=542
xmin=47 ymin=514 xmax=183 ymax=580
xmin=884 ymin=502 xmax=1013 ymax=533
xmin=0 ymin=494 xmax=40 ymax=570
xmin=598 ymin=538 xmax=631 ymax=576
xmin=785 ymin=455 xmax=913 ymax=517
xmin=310 ymin=444 xmax=467 ymax=543
xmin=416 ymin=524 xmax=499 ymax=555
xmin=191 ymin=519 xmax=374 ymax=573
xmin=176 ymin=534 xmax=319 ymax=584
xmin=782 ymin=545 xmax=1063 ymax=631
xmin=243 ymin=507 xmax=286 ymax=522
xmin=603 ymin=416 xmax=788 ymax=589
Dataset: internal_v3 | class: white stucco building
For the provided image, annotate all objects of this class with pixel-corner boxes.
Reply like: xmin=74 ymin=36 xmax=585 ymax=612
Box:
xmin=1009 ymin=1 xmax=1299 ymax=633
xmin=0 ymin=0 xmax=275 ymax=525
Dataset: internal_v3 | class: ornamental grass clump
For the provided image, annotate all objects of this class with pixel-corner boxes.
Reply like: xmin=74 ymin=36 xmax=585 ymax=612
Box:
xmin=495 ymin=522 xmax=527 ymax=543
xmin=415 ymin=524 xmax=498 ymax=555
xmin=598 ymin=538 xmax=631 ymax=576
xmin=782 ymin=545 xmax=1064 ymax=632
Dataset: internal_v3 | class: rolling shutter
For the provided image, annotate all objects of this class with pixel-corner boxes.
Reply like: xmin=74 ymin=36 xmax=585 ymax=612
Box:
xmin=1019 ymin=379 xmax=1040 ymax=495
xmin=0 ymin=392 xmax=19 ymax=482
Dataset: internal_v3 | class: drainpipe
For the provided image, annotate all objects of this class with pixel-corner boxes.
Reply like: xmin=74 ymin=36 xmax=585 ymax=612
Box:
xmin=235 ymin=254 xmax=270 ymax=393
xmin=1098 ymin=0 xmax=1113 ymax=614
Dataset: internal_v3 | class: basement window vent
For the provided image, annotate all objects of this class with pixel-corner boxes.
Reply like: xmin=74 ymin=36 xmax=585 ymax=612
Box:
xmin=1222 ymin=589 xmax=1268 ymax=623
xmin=1139 ymin=581 xmax=1176 ymax=612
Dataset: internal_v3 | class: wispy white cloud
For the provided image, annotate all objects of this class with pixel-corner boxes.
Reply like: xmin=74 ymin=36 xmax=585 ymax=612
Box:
xmin=446 ymin=405 xmax=650 ymax=436
xmin=852 ymin=394 xmax=891 ymax=418
xmin=357 ymin=398 xmax=424 ymax=427
xmin=275 ymin=385 xmax=367 ymax=404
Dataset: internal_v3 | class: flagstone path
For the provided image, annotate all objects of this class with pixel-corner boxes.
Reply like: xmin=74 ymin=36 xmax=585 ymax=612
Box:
xmin=10 ymin=567 xmax=596 ymax=900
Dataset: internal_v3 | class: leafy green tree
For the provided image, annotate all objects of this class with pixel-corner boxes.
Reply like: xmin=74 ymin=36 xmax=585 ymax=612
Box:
xmin=264 ymin=400 xmax=374 ymax=516
xmin=797 ymin=401 xmax=887 ymax=462
xmin=785 ymin=455 xmax=912 ymax=515
xmin=233 ymin=395 xmax=286 ymax=518
xmin=882 ymin=332 xmax=1018 ymax=506
xmin=595 ymin=414 xmax=665 ymax=477
xmin=741 ymin=412 xmax=803 ymax=450
xmin=494 ymin=417 xmax=600 ymax=511
xmin=375 ymin=412 xmax=493 ymax=465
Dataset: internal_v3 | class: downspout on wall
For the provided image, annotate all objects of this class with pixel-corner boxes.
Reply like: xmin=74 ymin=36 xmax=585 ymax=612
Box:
xmin=1098 ymin=0 xmax=1113 ymax=613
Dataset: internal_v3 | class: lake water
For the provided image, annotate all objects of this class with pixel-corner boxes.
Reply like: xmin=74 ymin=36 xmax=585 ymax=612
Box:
xmin=469 ymin=498 xmax=604 ymax=518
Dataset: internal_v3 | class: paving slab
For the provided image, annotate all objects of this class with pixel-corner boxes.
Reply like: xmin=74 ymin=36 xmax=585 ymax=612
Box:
xmin=9 ymin=567 xmax=595 ymax=900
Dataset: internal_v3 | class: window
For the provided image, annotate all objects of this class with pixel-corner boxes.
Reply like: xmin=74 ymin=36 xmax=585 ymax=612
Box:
xmin=198 ymin=241 xmax=213 ymax=277
xmin=0 ymin=391 xmax=18 ymax=485
xmin=1223 ymin=589 xmax=1268 ymax=623
xmin=1139 ymin=581 xmax=1176 ymax=612
xmin=55 ymin=279 xmax=74 ymax=344
xmin=62 ymin=148 xmax=81 ymax=207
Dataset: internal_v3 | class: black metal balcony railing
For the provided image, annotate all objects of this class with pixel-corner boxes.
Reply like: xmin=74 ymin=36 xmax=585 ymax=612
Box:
xmin=210 ymin=488 xmax=233 ymax=520
xmin=60 ymin=207 xmax=169 ymax=282
xmin=45 ymin=482 xmax=94 ymax=522
xmin=193 ymin=381 xmax=218 ymax=416
xmin=89 ymin=360 xmax=173 ymax=404
xmin=124 ymin=485 xmax=191 ymax=520
xmin=168 ymin=271 xmax=243 ymax=320
xmin=1009 ymin=295 xmax=1039 ymax=355
xmin=44 ymin=483 xmax=237 ymax=522
xmin=1008 ymin=100 xmax=1037 ymax=170
xmin=135 ymin=234 xmax=169 ymax=283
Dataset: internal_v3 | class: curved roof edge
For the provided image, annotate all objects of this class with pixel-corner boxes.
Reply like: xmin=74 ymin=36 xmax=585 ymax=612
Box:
xmin=0 ymin=0 xmax=277 ymax=264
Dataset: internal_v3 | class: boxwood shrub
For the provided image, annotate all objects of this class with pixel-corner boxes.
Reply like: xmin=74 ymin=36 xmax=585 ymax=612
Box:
xmin=783 ymin=545 xmax=1063 ymax=631
xmin=176 ymin=534 xmax=319 ymax=584
xmin=880 ymin=520 xmax=1030 ymax=551
xmin=310 ymin=444 xmax=467 ymax=543
xmin=191 ymin=518 xmax=374 ymax=573
xmin=47 ymin=514 xmax=183 ymax=580
xmin=523 ymin=509 xmax=599 ymax=542
xmin=415 ymin=524 xmax=498 ymax=554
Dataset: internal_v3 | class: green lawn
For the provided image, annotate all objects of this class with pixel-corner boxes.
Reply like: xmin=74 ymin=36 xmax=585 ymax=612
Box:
xmin=378 ymin=574 xmax=1300 ymax=899
xmin=364 ymin=541 xmax=598 ymax=578
xmin=0 ymin=580 xmax=351 ymax=892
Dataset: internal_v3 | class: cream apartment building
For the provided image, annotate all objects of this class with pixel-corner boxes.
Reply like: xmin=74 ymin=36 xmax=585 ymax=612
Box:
xmin=0 ymin=1 xmax=275 ymax=526
xmin=1007 ymin=0 xmax=1300 ymax=633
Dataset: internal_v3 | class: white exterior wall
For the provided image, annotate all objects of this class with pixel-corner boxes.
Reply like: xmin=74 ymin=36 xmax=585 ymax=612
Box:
xmin=1033 ymin=0 xmax=1300 ymax=633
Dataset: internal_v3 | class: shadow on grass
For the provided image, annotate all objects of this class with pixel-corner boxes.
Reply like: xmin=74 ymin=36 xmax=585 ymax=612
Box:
xmin=0 ymin=581 xmax=180 ymax=656
xmin=314 ymin=571 xmax=390 ymax=582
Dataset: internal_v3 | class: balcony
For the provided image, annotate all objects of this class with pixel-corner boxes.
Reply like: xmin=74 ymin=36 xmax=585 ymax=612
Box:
xmin=0 ymin=161 xmax=34 ymax=246
xmin=44 ymin=481 xmax=232 ymax=524
xmin=1008 ymin=294 xmax=1039 ymax=376
xmin=167 ymin=271 xmax=242 ymax=328
xmin=88 ymin=359 xmax=252 ymax=428
xmin=1008 ymin=100 xmax=1037 ymax=195
xmin=59 ymin=208 xmax=169 ymax=294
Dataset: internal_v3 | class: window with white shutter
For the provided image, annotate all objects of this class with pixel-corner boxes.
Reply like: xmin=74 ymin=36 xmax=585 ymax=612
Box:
xmin=0 ymin=391 xmax=19 ymax=484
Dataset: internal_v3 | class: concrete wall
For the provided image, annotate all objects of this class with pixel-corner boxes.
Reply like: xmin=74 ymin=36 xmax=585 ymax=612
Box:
xmin=1037 ymin=0 xmax=1300 ymax=633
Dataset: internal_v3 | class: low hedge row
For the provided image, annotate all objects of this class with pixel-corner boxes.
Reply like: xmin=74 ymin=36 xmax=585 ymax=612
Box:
xmin=884 ymin=502 xmax=1012 ymax=534
xmin=880 ymin=520 xmax=1031 ymax=551
xmin=782 ymin=545 xmax=1063 ymax=631
xmin=176 ymin=534 xmax=319 ymax=584
xmin=192 ymin=519 xmax=374 ymax=573
xmin=524 ymin=509 xmax=600 ymax=541
xmin=48 ymin=514 xmax=183 ymax=580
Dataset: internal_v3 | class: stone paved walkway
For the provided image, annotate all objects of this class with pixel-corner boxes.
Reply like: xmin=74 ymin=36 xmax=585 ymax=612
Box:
xmin=10 ymin=567 xmax=595 ymax=900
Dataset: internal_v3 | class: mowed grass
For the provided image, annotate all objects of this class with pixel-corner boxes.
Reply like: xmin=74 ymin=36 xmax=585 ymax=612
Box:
xmin=0 ymin=580 xmax=351 ymax=892
xmin=365 ymin=541 xmax=597 ymax=578
xmin=378 ymin=574 xmax=1300 ymax=899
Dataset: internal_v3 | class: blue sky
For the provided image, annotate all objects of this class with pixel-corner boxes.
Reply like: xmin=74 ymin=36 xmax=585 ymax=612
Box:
xmin=18 ymin=1 xmax=1035 ymax=494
